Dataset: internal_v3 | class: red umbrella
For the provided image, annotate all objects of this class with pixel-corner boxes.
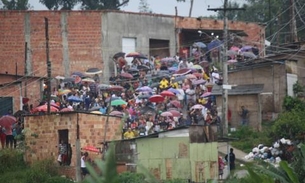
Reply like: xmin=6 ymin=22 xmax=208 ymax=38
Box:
xmin=161 ymin=111 xmax=173 ymax=117
xmin=149 ymin=95 xmax=164 ymax=103
xmin=120 ymin=73 xmax=133 ymax=79
xmin=60 ymin=108 xmax=73 ymax=112
xmin=170 ymin=100 xmax=181 ymax=108
xmin=168 ymin=110 xmax=181 ymax=117
xmin=193 ymin=73 xmax=202 ymax=78
xmin=22 ymin=97 xmax=29 ymax=104
xmin=108 ymin=85 xmax=124 ymax=91
xmin=160 ymin=91 xmax=175 ymax=97
xmin=32 ymin=104 xmax=59 ymax=113
xmin=82 ymin=145 xmax=100 ymax=153
xmin=0 ymin=115 xmax=16 ymax=128
xmin=50 ymin=103 xmax=60 ymax=109
xmin=175 ymin=68 xmax=192 ymax=75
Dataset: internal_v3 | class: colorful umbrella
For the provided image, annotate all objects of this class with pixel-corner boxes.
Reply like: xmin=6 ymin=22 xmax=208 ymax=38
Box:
xmin=192 ymin=65 xmax=203 ymax=70
xmin=108 ymin=85 xmax=124 ymax=91
xmin=160 ymin=91 xmax=175 ymax=97
xmin=113 ymin=52 xmax=125 ymax=59
xmin=168 ymin=67 xmax=178 ymax=72
xmin=136 ymin=86 xmax=153 ymax=92
xmin=60 ymin=108 xmax=73 ymax=112
xmin=160 ymin=111 xmax=173 ymax=117
xmin=192 ymin=79 xmax=206 ymax=85
xmin=82 ymin=78 xmax=95 ymax=83
xmin=168 ymin=110 xmax=181 ymax=117
xmin=173 ymin=75 xmax=186 ymax=83
xmin=230 ymin=46 xmax=240 ymax=51
xmin=71 ymin=71 xmax=85 ymax=77
xmin=168 ymin=88 xmax=180 ymax=94
xmin=186 ymin=74 xmax=197 ymax=79
xmin=82 ymin=145 xmax=100 ymax=153
xmin=126 ymin=52 xmax=147 ymax=59
xmin=111 ymin=99 xmax=127 ymax=106
xmin=67 ymin=96 xmax=83 ymax=102
xmin=193 ymin=73 xmax=203 ymax=78
xmin=109 ymin=111 xmax=123 ymax=116
xmin=193 ymin=42 xmax=207 ymax=49
xmin=58 ymin=89 xmax=72 ymax=96
xmin=120 ymin=73 xmax=133 ymax=79
xmin=85 ymin=68 xmax=103 ymax=75
xmin=240 ymin=45 xmax=253 ymax=52
xmin=72 ymin=75 xmax=82 ymax=84
xmin=207 ymin=39 xmax=222 ymax=51
xmin=175 ymin=68 xmax=192 ymax=75
xmin=0 ymin=115 xmax=16 ymax=128
xmin=149 ymin=95 xmax=164 ymax=103
xmin=32 ymin=104 xmax=59 ymax=113
xmin=201 ymin=92 xmax=212 ymax=98
xmin=90 ymin=111 xmax=102 ymax=115
xmin=170 ymin=100 xmax=181 ymax=108
xmin=50 ymin=103 xmax=60 ymax=109
xmin=227 ymin=59 xmax=238 ymax=64
xmin=190 ymin=104 xmax=204 ymax=110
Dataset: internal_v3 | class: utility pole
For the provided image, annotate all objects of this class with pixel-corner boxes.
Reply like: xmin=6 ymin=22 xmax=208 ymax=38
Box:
xmin=208 ymin=1 xmax=245 ymax=137
xmin=24 ymin=42 xmax=28 ymax=97
xmin=268 ymin=0 xmax=272 ymax=37
xmin=45 ymin=18 xmax=51 ymax=114
xmin=290 ymin=0 xmax=298 ymax=42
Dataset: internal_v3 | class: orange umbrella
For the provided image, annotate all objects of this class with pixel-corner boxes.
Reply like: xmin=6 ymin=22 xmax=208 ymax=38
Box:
xmin=82 ymin=145 xmax=100 ymax=153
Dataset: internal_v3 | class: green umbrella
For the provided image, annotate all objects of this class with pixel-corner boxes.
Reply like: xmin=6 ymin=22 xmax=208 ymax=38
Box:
xmin=110 ymin=99 xmax=127 ymax=106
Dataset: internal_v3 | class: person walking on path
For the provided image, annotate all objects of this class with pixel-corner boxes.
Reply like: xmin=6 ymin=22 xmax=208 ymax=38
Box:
xmin=81 ymin=152 xmax=90 ymax=180
xmin=225 ymin=148 xmax=236 ymax=171
xmin=218 ymin=156 xmax=225 ymax=179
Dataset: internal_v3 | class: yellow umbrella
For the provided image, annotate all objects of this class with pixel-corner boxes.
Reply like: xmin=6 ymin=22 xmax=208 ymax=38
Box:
xmin=192 ymin=65 xmax=203 ymax=70
xmin=58 ymin=89 xmax=72 ymax=96
xmin=90 ymin=111 xmax=102 ymax=115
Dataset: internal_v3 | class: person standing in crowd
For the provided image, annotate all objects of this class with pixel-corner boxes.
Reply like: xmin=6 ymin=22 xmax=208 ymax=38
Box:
xmin=218 ymin=156 xmax=225 ymax=179
xmin=123 ymin=128 xmax=135 ymax=139
xmin=225 ymin=148 xmax=236 ymax=171
xmin=81 ymin=152 xmax=90 ymax=179
xmin=58 ymin=139 xmax=68 ymax=166
xmin=239 ymin=106 xmax=249 ymax=125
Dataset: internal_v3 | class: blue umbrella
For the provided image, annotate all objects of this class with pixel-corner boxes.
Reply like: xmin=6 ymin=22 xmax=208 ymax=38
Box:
xmin=71 ymin=71 xmax=84 ymax=78
xmin=193 ymin=42 xmax=207 ymax=49
xmin=207 ymin=39 xmax=223 ymax=51
xmin=168 ymin=88 xmax=180 ymax=94
xmin=136 ymin=86 xmax=152 ymax=92
xmin=67 ymin=96 xmax=83 ymax=102
xmin=168 ymin=67 xmax=178 ymax=72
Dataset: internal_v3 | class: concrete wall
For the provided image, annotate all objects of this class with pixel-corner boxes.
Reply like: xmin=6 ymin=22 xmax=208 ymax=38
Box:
xmin=216 ymin=94 xmax=260 ymax=130
xmin=228 ymin=64 xmax=287 ymax=113
xmin=101 ymin=12 xmax=176 ymax=82
xmin=137 ymin=137 xmax=218 ymax=182
xmin=24 ymin=113 xmax=122 ymax=179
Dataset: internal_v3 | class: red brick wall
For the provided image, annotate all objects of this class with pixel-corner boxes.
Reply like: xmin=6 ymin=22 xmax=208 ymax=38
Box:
xmin=0 ymin=11 xmax=25 ymax=76
xmin=0 ymin=11 xmax=103 ymax=78
xmin=0 ymin=75 xmax=42 ymax=112
xmin=24 ymin=113 xmax=122 ymax=166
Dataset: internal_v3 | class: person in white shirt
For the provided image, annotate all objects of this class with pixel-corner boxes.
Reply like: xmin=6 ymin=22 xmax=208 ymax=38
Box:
xmin=178 ymin=59 xmax=188 ymax=70
xmin=81 ymin=152 xmax=90 ymax=179
xmin=176 ymin=85 xmax=185 ymax=107
xmin=211 ymin=68 xmax=220 ymax=84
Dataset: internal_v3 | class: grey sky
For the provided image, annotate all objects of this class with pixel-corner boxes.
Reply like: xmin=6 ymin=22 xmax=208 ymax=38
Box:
xmin=29 ymin=0 xmax=246 ymax=17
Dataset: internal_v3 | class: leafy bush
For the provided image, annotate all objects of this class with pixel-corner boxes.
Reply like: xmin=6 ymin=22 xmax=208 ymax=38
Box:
xmin=283 ymin=96 xmax=305 ymax=111
xmin=117 ymin=172 xmax=146 ymax=183
xmin=25 ymin=159 xmax=59 ymax=183
xmin=230 ymin=126 xmax=273 ymax=153
xmin=0 ymin=149 xmax=25 ymax=173
xmin=272 ymin=110 xmax=305 ymax=140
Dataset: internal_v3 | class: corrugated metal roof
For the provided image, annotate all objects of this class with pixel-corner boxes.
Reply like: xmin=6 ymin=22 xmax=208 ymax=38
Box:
xmin=211 ymin=84 xmax=264 ymax=96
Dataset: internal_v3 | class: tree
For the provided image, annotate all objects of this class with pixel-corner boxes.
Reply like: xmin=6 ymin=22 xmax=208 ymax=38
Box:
xmin=80 ymin=0 xmax=129 ymax=10
xmin=39 ymin=0 xmax=78 ymax=10
xmin=1 ymin=0 xmax=30 ymax=10
xmin=138 ymin=0 xmax=152 ymax=13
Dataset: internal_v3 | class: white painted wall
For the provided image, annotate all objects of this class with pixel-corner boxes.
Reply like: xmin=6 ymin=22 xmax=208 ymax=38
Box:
xmin=287 ymin=73 xmax=297 ymax=96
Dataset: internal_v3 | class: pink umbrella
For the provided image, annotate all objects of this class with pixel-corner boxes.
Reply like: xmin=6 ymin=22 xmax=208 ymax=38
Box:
xmin=170 ymin=100 xmax=181 ymax=108
xmin=201 ymin=92 xmax=212 ymax=98
xmin=60 ymin=108 xmax=73 ymax=112
xmin=161 ymin=111 xmax=173 ymax=117
xmin=230 ymin=46 xmax=240 ymax=51
xmin=175 ymin=68 xmax=192 ymax=75
xmin=168 ymin=110 xmax=181 ymax=117
xmin=109 ymin=111 xmax=123 ymax=116
xmin=227 ymin=59 xmax=237 ymax=64
xmin=186 ymin=74 xmax=197 ymax=79
xmin=160 ymin=91 xmax=175 ymax=97
xmin=190 ymin=104 xmax=204 ymax=110
xmin=32 ymin=104 xmax=59 ymax=113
